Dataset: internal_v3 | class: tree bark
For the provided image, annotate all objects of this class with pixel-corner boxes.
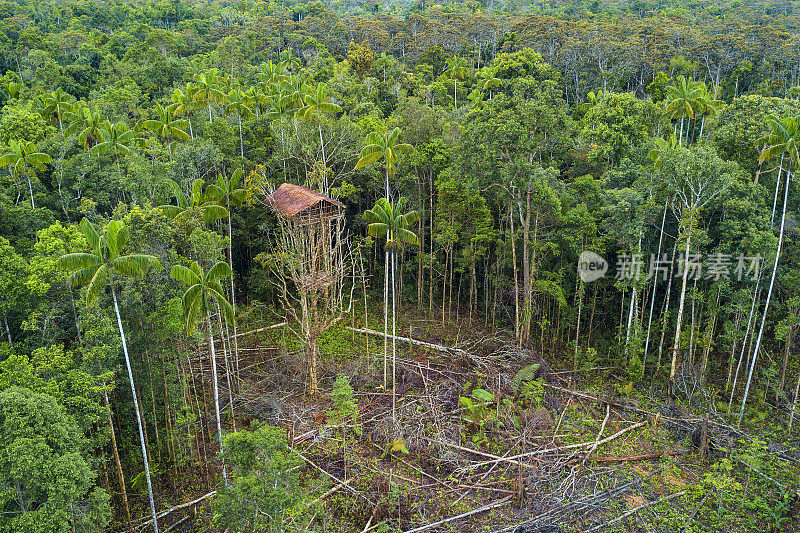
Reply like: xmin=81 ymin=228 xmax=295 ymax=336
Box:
xmin=391 ymin=250 xmax=397 ymax=422
xmin=739 ymin=169 xmax=791 ymax=426
xmin=105 ymin=389 xmax=132 ymax=532
xmin=670 ymin=222 xmax=693 ymax=396
xmin=111 ymin=286 xmax=159 ymax=533
xmin=205 ymin=313 xmax=228 ymax=485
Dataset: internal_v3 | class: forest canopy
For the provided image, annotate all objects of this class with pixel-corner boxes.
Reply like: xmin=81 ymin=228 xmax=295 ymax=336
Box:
xmin=0 ymin=0 xmax=799 ymax=531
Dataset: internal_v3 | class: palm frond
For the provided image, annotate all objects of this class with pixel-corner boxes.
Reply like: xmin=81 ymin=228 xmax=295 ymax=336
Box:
xmin=80 ymin=218 xmax=100 ymax=250
xmin=171 ymin=264 xmax=201 ymax=287
xmin=85 ymin=265 xmax=108 ymax=305
xmin=58 ymin=253 xmax=101 ymax=273
xmin=207 ymin=261 xmax=233 ymax=284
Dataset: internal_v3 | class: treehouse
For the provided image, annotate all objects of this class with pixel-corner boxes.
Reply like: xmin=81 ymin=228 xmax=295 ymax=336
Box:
xmin=266 ymin=183 xmax=346 ymax=292
xmin=266 ymin=182 xmax=345 ymax=226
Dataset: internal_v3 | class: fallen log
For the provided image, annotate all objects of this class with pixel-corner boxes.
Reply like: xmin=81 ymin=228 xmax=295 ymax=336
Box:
xmin=346 ymin=327 xmax=485 ymax=366
xmin=134 ymin=491 xmax=217 ymax=530
xmin=232 ymin=322 xmax=288 ymax=338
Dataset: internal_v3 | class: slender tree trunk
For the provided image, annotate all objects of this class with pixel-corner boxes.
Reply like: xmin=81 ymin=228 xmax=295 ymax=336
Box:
xmin=689 ymin=279 xmax=698 ymax=367
xmin=3 ymin=310 xmax=12 ymax=344
xmin=111 ymin=286 xmax=159 ymax=533
xmin=26 ymin=174 xmax=35 ymax=209
xmin=574 ymin=280 xmax=584 ymax=369
xmin=670 ymin=223 xmax=693 ymax=396
xmin=227 ymin=214 xmax=240 ymax=389
xmin=216 ymin=306 xmax=236 ymax=432
xmin=739 ymin=169 xmax=791 ymax=426
xmin=105 ymin=389 xmax=132 ymax=532
xmin=238 ymin=116 xmax=244 ymax=158
xmin=729 ymin=284 xmax=761 ymax=410
xmin=205 ymin=313 xmax=228 ymax=484
xmin=778 ymin=326 xmax=794 ymax=399
xmin=789 ymin=368 xmax=800 ymax=433
xmin=700 ymin=286 xmax=721 ymax=379
xmin=417 ymin=172 xmax=424 ymax=310
xmin=383 ymin=250 xmax=389 ymax=388
xmin=725 ymin=311 xmax=742 ymax=391
xmin=510 ymin=203 xmax=520 ymax=346
xmin=644 ymin=201 xmax=669 ymax=371
xmin=771 ymin=155 xmax=784 ymax=227
xmin=391 ymin=250 xmax=398 ymax=422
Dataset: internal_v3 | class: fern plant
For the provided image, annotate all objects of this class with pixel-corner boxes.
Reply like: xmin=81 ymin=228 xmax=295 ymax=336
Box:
xmin=512 ymin=364 xmax=544 ymax=407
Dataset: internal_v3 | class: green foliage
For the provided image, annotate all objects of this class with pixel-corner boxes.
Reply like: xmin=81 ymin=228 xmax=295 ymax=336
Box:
xmin=512 ymin=365 xmax=545 ymax=407
xmin=328 ymin=374 xmax=361 ymax=437
xmin=0 ymin=386 xmax=111 ymax=533
xmin=459 ymin=388 xmax=497 ymax=442
xmin=212 ymin=424 xmax=307 ymax=533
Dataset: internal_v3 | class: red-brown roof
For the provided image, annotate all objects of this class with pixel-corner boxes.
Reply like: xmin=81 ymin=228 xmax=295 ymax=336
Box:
xmin=266 ymin=183 xmax=345 ymax=219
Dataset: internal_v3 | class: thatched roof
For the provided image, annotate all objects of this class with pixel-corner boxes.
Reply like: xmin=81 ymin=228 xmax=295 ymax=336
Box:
xmin=266 ymin=183 xmax=345 ymax=222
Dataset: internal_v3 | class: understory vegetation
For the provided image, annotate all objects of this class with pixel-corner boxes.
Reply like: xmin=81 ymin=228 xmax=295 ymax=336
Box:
xmin=0 ymin=0 xmax=799 ymax=531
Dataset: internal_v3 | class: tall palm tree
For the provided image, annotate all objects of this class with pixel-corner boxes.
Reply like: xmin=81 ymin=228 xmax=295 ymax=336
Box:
xmin=90 ymin=121 xmax=135 ymax=180
xmin=279 ymin=48 xmax=300 ymax=74
xmin=695 ymin=85 xmax=725 ymax=140
xmin=296 ymin=83 xmax=341 ymax=193
xmin=0 ymin=139 xmax=51 ymax=209
xmin=467 ymin=89 xmax=487 ymax=110
xmin=161 ymin=178 xmax=229 ymax=228
xmin=225 ymin=88 xmax=253 ymax=158
xmin=206 ymin=169 xmax=247 ymax=383
xmin=170 ymin=260 xmax=234 ymax=484
xmin=444 ymin=55 xmax=468 ymax=108
xmin=364 ymin=197 xmax=419 ymax=421
xmin=738 ymin=115 xmax=798 ymax=425
xmin=169 ymin=85 xmax=198 ymax=139
xmin=664 ymin=75 xmax=703 ymax=146
xmin=41 ymin=87 xmax=73 ymax=134
xmin=66 ymin=106 xmax=104 ymax=150
xmin=477 ymin=66 xmax=501 ymax=99
xmin=192 ymin=69 xmax=226 ymax=123
xmin=57 ymin=218 xmax=162 ymax=533
xmin=355 ymin=126 xmax=412 ymax=199
xmin=144 ymin=103 xmax=190 ymax=157
xmin=255 ymin=60 xmax=289 ymax=88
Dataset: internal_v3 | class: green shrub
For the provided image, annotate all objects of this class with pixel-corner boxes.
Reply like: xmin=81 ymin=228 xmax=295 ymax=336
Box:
xmin=213 ymin=424 xmax=308 ymax=532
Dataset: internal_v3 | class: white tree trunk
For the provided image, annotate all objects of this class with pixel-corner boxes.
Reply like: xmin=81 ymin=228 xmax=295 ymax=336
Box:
xmin=391 ymin=250 xmax=397 ymax=422
xmin=227 ymin=214 xmax=240 ymax=387
xmin=383 ymin=250 xmax=389 ymax=388
xmin=670 ymin=225 xmax=693 ymax=395
xmin=644 ymin=201 xmax=668 ymax=371
xmin=205 ymin=313 xmax=228 ymax=485
xmin=112 ymin=286 xmax=159 ymax=533
xmin=738 ymin=169 xmax=791 ymax=426
xmin=729 ymin=283 xmax=760 ymax=411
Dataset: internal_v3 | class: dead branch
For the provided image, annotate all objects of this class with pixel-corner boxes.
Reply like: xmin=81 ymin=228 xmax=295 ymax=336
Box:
xmin=584 ymin=490 xmax=686 ymax=532
xmin=401 ymin=496 xmax=513 ymax=533
xmin=134 ymin=491 xmax=217 ymax=530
